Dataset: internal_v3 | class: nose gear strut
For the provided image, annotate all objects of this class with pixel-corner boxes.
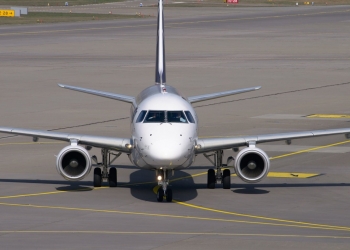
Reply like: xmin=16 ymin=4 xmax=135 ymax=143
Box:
xmin=156 ymin=169 xmax=173 ymax=202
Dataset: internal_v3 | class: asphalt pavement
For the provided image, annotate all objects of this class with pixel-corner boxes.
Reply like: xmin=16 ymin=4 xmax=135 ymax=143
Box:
xmin=0 ymin=5 xmax=350 ymax=249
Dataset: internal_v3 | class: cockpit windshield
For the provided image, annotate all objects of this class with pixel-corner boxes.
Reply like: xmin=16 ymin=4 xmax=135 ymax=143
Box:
xmin=184 ymin=111 xmax=195 ymax=123
xmin=136 ymin=110 xmax=147 ymax=123
xmin=144 ymin=110 xmax=166 ymax=123
xmin=142 ymin=110 xmax=189 ymax=123
xmin=167 ymin=111 xmax=188 ymax=123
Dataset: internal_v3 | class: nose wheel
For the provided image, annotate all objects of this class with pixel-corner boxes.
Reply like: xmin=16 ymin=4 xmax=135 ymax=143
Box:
xmin=165 ymin=188 xmax=173 ymax=202
xmin=156 ymin=169 xmax=173 ymax=202
xmin=156 ymin=188 xmax=164 ymax=202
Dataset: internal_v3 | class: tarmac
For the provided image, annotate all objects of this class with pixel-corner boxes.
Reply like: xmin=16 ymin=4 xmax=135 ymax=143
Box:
xmin=0 ymin=4 xmax=350 ymax=249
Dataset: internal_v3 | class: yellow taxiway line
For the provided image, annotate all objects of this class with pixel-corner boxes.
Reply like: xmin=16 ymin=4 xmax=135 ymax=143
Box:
xmin=0 ymin=139 xmax=349 ymax=233
xmin=0 ymin=187 xmax=103 ymax=199
xmin=149 ymin=185 xmax=350 ymax=232
xmin=0 ymin=202 xmax=350 ymax=232
xmin=233 ymin=172 xmax=319 ymax=178
xmin=0 ymin=170 xmax=317 ymax=200
xmin=270 ymin=140 xmax=350 ymax=160
xmin=307 ymin=114 xmax=350 ymax=119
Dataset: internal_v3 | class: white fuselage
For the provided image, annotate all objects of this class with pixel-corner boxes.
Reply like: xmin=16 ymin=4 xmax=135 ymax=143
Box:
xmin=129 ymin=85 xmax=198 ymax=170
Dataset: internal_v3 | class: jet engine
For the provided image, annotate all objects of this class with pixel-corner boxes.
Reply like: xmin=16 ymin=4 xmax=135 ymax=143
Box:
xmin=234 ymin=147 xmax=270 ymax=183
xmin=56 ymin=145 xmax=92 ymax=181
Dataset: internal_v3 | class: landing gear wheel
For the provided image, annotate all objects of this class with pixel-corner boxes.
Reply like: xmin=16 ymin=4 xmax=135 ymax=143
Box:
xmin=157 ymin=188 xmax=164 ymax=202
xmin=207 ymin=169 xmax=216 ymax=189
xmin=222 ymin=169 xmax=231 ymax=189
xmin=166 ymin=188 xmax=173 ymax=202
xmin=93 ymin=168 xmax=102 ymax=187
xmin=108 ymin=167 xmax=117 ymax=187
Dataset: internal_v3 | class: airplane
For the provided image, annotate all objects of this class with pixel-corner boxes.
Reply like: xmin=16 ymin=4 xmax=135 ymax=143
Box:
xmin=1 ymin=0 xmax=350 ymax=202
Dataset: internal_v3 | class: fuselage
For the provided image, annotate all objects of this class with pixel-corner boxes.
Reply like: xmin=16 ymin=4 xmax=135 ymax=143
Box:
xmin=129 ymin=85 xmax=198 ymax=170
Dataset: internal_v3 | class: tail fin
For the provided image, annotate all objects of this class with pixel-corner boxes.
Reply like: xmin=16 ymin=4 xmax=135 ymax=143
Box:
xmin=155 ymin=0 xmax=166 ymax=84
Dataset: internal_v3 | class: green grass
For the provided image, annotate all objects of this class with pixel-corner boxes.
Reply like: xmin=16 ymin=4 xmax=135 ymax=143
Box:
xmin=0 ymin=12 xmax=143 ymax=25
xmin=0 ymin=0 xmax=123 ymax=6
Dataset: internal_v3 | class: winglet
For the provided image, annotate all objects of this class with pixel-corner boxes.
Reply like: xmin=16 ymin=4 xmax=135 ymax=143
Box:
xmin=155 ymin=0 xmax=166 ymax=84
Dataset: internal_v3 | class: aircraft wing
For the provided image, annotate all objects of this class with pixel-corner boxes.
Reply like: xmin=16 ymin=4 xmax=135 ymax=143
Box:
xmin=58 ymin=84 xmax=135 ymax=104
xmin=188 ymin=86 xmax=261 ymax=103
xmin=0 ymin=127 xmax=132 ymax=153
xmin=195 ymin=128 xmax=350 ymax=154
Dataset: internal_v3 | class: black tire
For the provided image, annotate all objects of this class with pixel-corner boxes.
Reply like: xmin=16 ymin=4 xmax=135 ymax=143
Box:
xmin=222 ymin=169 xmax=231 ymax=189
xmin=207 ymin=169 xmax=216 ymax=189
xmin=93 ymin=168 xmax=102 ymax=187
xmin=157 ymin=188 xmax=164 ymax=202
xmin=166 ymin=188 xmax=173 ymax=202
xmin=108 ymin=167 xmax=117 ymax=187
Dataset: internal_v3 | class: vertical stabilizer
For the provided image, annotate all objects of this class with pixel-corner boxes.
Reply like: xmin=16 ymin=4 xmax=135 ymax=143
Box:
xmin=155 ymin=0 xmax=166 ymax=84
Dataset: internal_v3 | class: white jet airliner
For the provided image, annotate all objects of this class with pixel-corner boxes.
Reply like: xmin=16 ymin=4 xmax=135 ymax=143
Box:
xmin=1 ymin=0 xmax=350 ymax=202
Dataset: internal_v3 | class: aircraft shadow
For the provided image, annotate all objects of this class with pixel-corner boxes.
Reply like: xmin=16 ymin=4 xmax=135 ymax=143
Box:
xmin=0 ymin=178 xmax=92 ymax=186
xmin=127 ymin=169 xmax=198 ymax=202
xmin=232 ymin=187 xmax=270 ymax=194
xmin=1 ymin=176 xmax=350 ymax=200
xmin=0 ymin=170 xmax=199 ymax=202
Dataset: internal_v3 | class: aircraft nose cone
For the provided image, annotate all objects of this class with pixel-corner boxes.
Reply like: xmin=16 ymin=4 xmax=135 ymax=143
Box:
xmin=146 ymin=140 xmax=188 ymax=167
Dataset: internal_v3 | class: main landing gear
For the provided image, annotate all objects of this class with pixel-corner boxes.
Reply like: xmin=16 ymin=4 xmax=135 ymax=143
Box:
xmin=156 ymin=169 xmax=173 ymax=202
xmin=204 ymin=150 xmax=233 ymax=189
xmin=92 ymin=148 xmax=121 ymax=188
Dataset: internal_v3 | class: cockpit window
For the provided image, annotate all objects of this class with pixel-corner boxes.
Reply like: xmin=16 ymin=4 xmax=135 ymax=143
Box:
xmin=167 ymin=111 xmax=188 ymax=123
xmin=184 ymin=111 xmax=195 ymax=123
xmin=144 ymin=110 xmax=165 ymax=123
xmin=136 ymin=110 xmax=147 ymax=123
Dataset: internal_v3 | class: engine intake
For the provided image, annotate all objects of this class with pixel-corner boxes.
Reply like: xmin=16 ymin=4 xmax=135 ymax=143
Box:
xmin=56 ymin=145 xmax=92 ymax=181
xmin=234 ymin=147 xmax=270 ymax=183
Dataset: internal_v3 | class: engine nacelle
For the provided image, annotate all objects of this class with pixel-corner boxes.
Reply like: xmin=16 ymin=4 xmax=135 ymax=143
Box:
xmin=234 ymin=147 xmax=270 ymax=183
xmin=56 ymin=145 xmax=92 ymax=181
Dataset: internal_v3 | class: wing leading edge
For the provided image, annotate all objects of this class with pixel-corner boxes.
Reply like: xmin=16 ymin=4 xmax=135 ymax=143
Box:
xmin=58 ymin=84 xmax=135 ymax=104
xmin=196 ymin=128 xmax=350 ymax=154
xmin=0 ymin=127 xmax=132 ymax=153
xmin=188 ymin=86 xmax=261 ymax=103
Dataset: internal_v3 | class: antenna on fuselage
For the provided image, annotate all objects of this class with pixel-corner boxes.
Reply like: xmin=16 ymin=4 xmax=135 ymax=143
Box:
xmin=155 ymin=0 xmax=166 ymax=85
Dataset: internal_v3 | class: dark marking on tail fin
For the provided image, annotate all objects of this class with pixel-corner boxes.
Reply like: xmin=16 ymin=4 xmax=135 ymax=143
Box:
xmin=155 ymin=0 xmax=166 ymax=84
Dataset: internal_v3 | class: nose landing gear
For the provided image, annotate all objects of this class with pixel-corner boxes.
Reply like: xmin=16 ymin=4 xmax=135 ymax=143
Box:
xmin=156 ymin=169 xmax=173 ymax=202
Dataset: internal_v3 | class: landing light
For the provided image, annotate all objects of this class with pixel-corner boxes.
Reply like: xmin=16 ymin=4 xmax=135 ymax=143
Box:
xmin=157 ymin=175 xmax=162 ymax=181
